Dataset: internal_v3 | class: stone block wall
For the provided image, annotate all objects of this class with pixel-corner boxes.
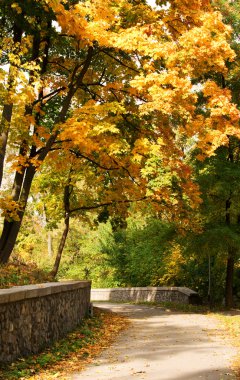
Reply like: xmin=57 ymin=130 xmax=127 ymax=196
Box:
xmin=0 ymin=281 xmax=91 ymax=363
xmin=91 ymin=287 xmax=201 ymax=305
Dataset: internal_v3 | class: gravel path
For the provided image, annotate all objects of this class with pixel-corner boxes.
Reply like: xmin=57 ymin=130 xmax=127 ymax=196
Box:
xmin=71 ymin=303 xmax=238 ymax=380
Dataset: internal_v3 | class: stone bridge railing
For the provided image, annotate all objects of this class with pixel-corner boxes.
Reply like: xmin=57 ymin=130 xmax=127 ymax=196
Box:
xmin=0 ymin=281 xmax=91 ymax=363
xmin=91 ymin=286 xmax=201 ymax=305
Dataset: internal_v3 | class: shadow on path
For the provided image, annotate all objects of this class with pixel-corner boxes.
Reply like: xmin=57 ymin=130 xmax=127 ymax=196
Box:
xmin=71 ymin=303 xmax=237 ymax=380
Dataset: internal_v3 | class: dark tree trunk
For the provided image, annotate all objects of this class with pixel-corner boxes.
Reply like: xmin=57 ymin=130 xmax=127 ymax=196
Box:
xmin=225 ymin=248 xmax=235 ymax=308
xmin=50 ymin=180 xmax=72 ymax=278
xmin=50 ymin=213 xmax=70 ymax=278
xmin=224 ymin=189 xmax=235 ymax=308
xmin=224 ymin=139 xmax=235 ymax=308
xmin=225 ymin=213 xmax=240 ymax=308
xmin=0 ymin=165 xmax=36 ymax=264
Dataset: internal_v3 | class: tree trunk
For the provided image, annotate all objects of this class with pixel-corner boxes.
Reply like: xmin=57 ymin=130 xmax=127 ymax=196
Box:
xmin=225 ymin=213 xmax=240 ymax=308
xmin=50 ymin=213 xmax=70 ymax=278
xmin=50 ymin=180 xmax=72 ymax=278
xmin=0 ymin=165 xmax=36 ymax=263
xmin=224 ymin=191 xmax=235 ymax=308
xmin=225 ymin=248 xmax=235 ymax=308
xmin=0 ymin=220 xmax=22 ymax=264
xmin=207 ymin=254 xmax=212 ymax=307
xmin=224 ymin=137 xmax=236 ymax=308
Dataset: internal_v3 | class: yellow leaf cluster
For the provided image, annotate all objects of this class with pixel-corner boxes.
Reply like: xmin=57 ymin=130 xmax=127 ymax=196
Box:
xmin=60 ymin=101 xmax=128 ymax=158
xmin=132 ymin=71 xmax=197 ymax=121
xmin=196 ymin=81 xmax=240 ymax=156
xmin=168 ymin=12 xmax=235 ymax=77
xmin=0 ymin=196 xmax=21 ymax=221
xmin=11 ymin=2 xmax=22 ymax=14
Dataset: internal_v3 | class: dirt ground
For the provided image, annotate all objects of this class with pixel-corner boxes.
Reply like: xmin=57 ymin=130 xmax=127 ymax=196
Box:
xmin=71 ymin=303 xmax=238 ymax=380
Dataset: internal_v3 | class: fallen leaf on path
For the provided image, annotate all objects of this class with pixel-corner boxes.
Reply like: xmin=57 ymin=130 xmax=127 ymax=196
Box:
xmin=1 ymin=308 xmax=130 ymax=380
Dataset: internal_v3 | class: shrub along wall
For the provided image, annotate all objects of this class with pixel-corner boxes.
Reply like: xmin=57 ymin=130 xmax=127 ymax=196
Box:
xmin=0 ymin=281 xmax=91 ymax=363
xmin=91 ymin=287 xmax=201 ymax=305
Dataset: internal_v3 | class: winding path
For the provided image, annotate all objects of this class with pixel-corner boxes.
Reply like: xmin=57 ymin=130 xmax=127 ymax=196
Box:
xmin=71 ymin=303 xmax=237 ymax=380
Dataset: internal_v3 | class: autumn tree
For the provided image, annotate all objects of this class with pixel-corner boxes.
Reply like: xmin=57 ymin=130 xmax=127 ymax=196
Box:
xmin=0 ymin=0 xmax=145 ymax=263
xmin=0 ymin=0 xmax=239 ymax=266
xmin=33 ymin=151 xmax=132 ymax=278
xmin=181 ymin=0 xmax=240 ymax=307
xmin=214 ymin=0 xmax=240 ymax=307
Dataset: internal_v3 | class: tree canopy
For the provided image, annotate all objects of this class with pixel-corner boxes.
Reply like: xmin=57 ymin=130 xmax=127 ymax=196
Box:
xmin=0 ymin=0 xmax=240 ymax=306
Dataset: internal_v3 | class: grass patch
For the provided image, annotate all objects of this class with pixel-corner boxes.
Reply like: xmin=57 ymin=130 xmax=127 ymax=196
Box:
xmin=130 ymin=300 xmax=210 ymax=313
xmin=100 ymin=299 xmax=237 ymax=314
xmin=212 ymin=311 xmax=240 ymax=379
xmin=0 ymin=308 xmax=129 ymax=380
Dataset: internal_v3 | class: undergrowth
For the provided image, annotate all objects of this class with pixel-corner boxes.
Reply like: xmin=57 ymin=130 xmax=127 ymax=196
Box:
xmin=0 ymin=262 xmax=52 ymax=288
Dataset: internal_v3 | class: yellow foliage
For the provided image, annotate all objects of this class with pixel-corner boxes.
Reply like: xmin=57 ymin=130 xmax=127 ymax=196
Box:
xmin=156 ymin=243 xmax=187 ymax=286
xmin=0 ymin=0 xmax=239 ymax=232
xmin=11 ymin=3 xmax=22 ymax=14
xmin=0 ymin=196 xmax=21 ymax=221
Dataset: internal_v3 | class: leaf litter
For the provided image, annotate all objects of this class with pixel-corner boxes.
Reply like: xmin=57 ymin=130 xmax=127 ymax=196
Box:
xmin=0 ymin=307 xmax=130 ymax=380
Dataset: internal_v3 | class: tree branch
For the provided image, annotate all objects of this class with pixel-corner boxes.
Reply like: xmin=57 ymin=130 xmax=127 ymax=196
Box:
xmin=109 ymin=155 xmax=139 ymax=185
xmin=48 ymin=61 xmax=71 ymax=73
xmin=33 ymin=86 xmax=66 ymax=106
xmin=70 ymin=196 xmax=147 ymax=213
xmin=73 ymin=46 xmax=95 ymax=89
xmin=101 ymin=49 xmax=139 ymax=73
xmin=70 ymin=149 xmax=119 ymax=170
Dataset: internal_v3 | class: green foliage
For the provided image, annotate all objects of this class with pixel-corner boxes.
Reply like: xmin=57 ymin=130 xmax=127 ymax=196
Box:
xmin=186 ymin=145 xmax=240 ymax=303
xmin=12 ymin=141 xmax=240 ymax=305
xmin=11 ymin=205 xmax=240 ymax=305
xmin=58 ymin=222 xmax=119 ymax=288
xmin=101 ymin=218 xmax=176 ymax=287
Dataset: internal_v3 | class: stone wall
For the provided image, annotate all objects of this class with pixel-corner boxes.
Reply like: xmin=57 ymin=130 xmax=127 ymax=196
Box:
xmin=91 ymin=287 xmax=201 ymax=305
xmin=0 ymin=281 xmax=91 ymax=363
